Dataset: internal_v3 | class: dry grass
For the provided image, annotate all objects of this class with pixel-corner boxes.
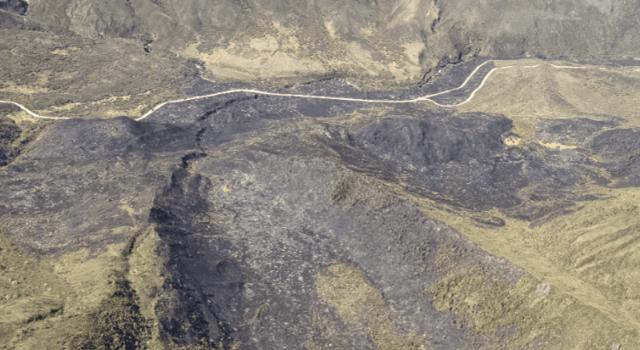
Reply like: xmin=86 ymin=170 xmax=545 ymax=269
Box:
xmin=399 ymin=183 xmax=640 ymax=348
xmin=0 ymin=226 xmax=157 ymax=349
xmin=460 ymin=60 xmax=640 ymax=141
xmin=315 ymin=263 xmax=429 ymax=350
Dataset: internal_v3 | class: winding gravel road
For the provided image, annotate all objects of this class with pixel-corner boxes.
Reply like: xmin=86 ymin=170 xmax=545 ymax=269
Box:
xmin=0 ymin=60 xmax=598 ymax=122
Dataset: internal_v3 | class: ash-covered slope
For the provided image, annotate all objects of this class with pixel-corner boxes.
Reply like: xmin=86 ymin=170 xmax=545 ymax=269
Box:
xmin=2 ymin=65 xmax=640 ymax=348
xmin=2 ymin=1 xmax=640 ymax=349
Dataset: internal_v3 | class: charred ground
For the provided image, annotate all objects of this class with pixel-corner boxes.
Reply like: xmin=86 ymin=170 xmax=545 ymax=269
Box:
xmin=2 ymin=1 xmax=640 ymax=349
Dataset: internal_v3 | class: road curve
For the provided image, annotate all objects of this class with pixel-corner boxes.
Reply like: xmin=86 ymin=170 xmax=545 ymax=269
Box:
xmin=0 ymin=60 xmax=595 ymax=122
xmin=134 ymin=60 xmax=496 ymax=121
xmin=0 ymin=100 xmax=72 ymax=120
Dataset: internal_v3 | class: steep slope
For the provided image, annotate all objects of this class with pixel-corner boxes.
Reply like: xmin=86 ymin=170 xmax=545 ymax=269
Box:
xmin=23 ymin=0 xmax=640 ymax=84
xmin=2 ymin=67 xmax=640 ymax=347
xmin=2 ymin=1 xmax=640 ymax=349
xmin=3 ymin=1 xmax=640 ymax=118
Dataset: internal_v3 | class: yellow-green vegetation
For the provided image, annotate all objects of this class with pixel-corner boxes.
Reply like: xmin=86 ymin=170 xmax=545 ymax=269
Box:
xmin=314 ymin=263 xmax=429 ymax=350
xmin=394 ymin=182 xmax=640 ymax=348
xmin=523 ymin=188 xmax=640 ymax=318
xmin=460 ymin=60 xmax=640 ymax=142
xmin=0 ymin=227 xmax=164 ymax=349
xmin=2 ymin=41 xmax=640 ymax=348
xmin=0 ymin=114 xmax=48 ymax=166
xmin=430 ymin=267 xmax=638 ymax=349
xmin=0 ymin=232 xmax=67 ymax=347
xmin=73 ymin=272 xmax=150 ymax=350
xmin=127 ymin=228 xmax=167 ymax=349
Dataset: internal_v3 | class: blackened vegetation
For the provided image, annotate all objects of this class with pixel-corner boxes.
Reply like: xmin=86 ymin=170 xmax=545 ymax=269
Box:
xmin=24 ymin=117 xmax=197 ymax=165
xmin=181 ymin=151 xmax=207 ymax=169
xmin=150 ymin=168 xmax=243 ymax=348
xmin=77 ymin=273 xmax=150 ymax=350
xmin=197 ymin=96 xmax=259 ymax=122
xmin=331 ymin=177 xmax=355 ymax=203
xmin=0 ymin=117 xmax=203 ymax=257
xmin=0 ymin=116 xmax=21 ymax=166
xmin=534 ymin=117 xmax=640 ymax=187
xmin=0 ymin=0 xmax=28 ymax=15
xmin=429 ymin=61 xmax=493 ymax=105
xmin=326 ymin=113 xmax=528 ymax=210
xmin=473 ymin=216 xmax=507 ymax=228
xmin=0 ymin=113 xmax=43 ymax=167
xmin=590 ymin=128 xmax=640 ymax=186
xmin=4 ymin=71 xmax=640 ymax=348
xmin=536 ymin=118 xmax=618 ymax=146
xmin=322 ymin=112 xmax=612 ymax=219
